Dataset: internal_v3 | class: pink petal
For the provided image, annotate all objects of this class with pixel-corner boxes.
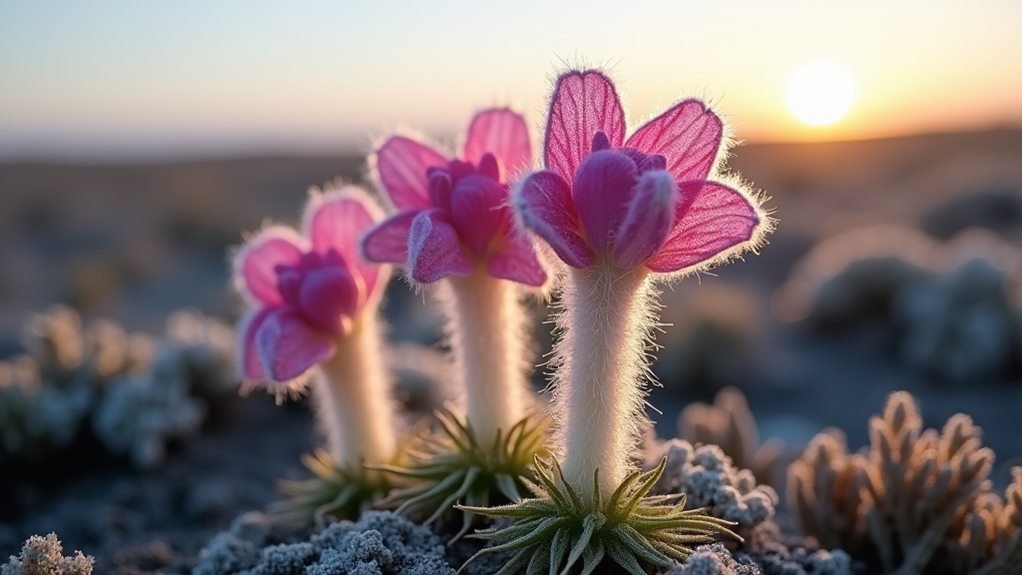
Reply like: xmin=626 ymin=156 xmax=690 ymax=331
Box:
xmin=298 ymin=267 xmax=362 ymax=335
xmin=239 ymin=308 xmax=273 ymax=381
xmin=486 ymin=233 xmax=547 ymax=287
xmin=571 ymin=149 xmax=639 ymax=252
xmin=374 ymin=136 xmax=448 ymax=211
xmin=449 ymin=174 xmax=507 ymax=256
xmin=544 ymin=70 xmax=626 ymax=184
xmin=427 ymin=169 xmax=453 ymax=212
xmin=408 ymin=209 xmax=474 ymax=283
xmin=514 ymin=170 xmax=594 ymax=268
xmin=233 ymin=227 xmax=306 ymax=306
xmin=463 ymin=107 xmax=532 ymax=178
xmin=255 ymin=307 xmax=336 ymax=382
xmin=625 ymin=99 xmax=722 ymax=182
xmin=362 ymin=210 xmax=419 ymax=264
xmin=610 ymin=170 xmax=679 ymax=269
xmin=304 ymin=188 xmax=384 ymax=302
xmin=645 ymin=181 xmax=760 ymax=274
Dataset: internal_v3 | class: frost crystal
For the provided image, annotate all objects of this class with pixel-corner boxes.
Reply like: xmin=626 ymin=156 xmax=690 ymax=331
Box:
xmin=192 ymin=511 xmax=454 ymax=575
xmin=650 ymin=439 xmax=777 ymax=531
xmin=1 ymin=533 xmax=94 ymax=575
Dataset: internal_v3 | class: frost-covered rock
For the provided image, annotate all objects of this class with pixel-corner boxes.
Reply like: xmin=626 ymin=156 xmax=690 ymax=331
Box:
xmin=777 ymin=226 xmax=937 ymax=329
xmin=664 ymin=544 xmax=761 ymax=575
xmin=780 ymin=226 xmax=1022 ymax=381
xmin=743 ymin=523 xmax=852 ymax=575
xmin=659 ymin=529 xmax=852 ymax=575
xmin=895 ymin=257 xmax=1021 ymax=382
xmin=1 ymin=306 xmax=235 ymax=468
xmin=158 ymin=309 xmax=236 ymax=401
xmin=649 ymin=439 xmax=778 ymax=530
xmin=92 ymin=373 xmax=205 ymax=469
xmin=192 ymin=511 xmax=454 ymax=575
xmin=921 ymin=186 xmax=1022 ymax=240
xmin=1 ymin=533 xmax=94 ymax=575
xmin=0 ymin=357 xmax=92 ymax=456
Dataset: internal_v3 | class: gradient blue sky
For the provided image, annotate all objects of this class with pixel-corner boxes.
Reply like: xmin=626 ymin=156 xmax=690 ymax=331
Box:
xmin=2 ymin=1 xmax=1021 ymax=160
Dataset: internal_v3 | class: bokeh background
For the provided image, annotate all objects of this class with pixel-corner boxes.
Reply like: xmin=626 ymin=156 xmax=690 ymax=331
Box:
xmin=2 ymin=2 xmax=1022 ymax=572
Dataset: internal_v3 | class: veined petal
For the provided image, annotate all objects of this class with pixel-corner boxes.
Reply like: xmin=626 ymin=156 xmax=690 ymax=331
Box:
xmin=408 ymin=209 xmax=474 ymax=283
xmin=303 ymin=187 xmax=385 ymax=302
xmin=544 ymin=70 xmax=626 ymax=183
xmin=255 ymin=307 xmax=336 ymax=382
xmin=361 ymin=210 xmax=419 ymax=264
xmin=238 ymin=307 xmax=273 ymax=381
xmin=297 ymin=266 xmax=361 ymax=335
xmin=373 ymin=136 xmax=447 ymax=211
xmin=463 ymin=107 xmax=531 ymax=177
xmin=514 ymin=170 xmax=594 ymax=268
xmin=486 ymin=233 xmax=547 ymax=287
xmin=645 ymin=181 xmax=760 ymax=274
xmin=610 ymin=170 xmax=679 ymax=269
xmin=625 ymin=99 xmax=722 ymax=182
xmin=233 ymin=227 xmax=306 ymax=306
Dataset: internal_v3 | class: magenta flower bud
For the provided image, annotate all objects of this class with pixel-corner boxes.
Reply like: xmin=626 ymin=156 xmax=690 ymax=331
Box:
xmin=516 ymin=70 xmax=764 ymax=276
xmin=234 ymin=190 xmax=385 ymax=385
xmin=572 ymin=148 xmax=638 ymax=252
xmin=362 ymin=108 xmax=547 ymax=288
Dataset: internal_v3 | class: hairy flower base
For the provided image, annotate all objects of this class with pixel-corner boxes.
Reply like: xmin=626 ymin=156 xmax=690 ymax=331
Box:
xmin=273 ymin=449 xmax=392 ymax=527
xmin=458 ymin=457 xmax=740 ymax=575
xmin=371 ymin=407 xmax=548 ymax=542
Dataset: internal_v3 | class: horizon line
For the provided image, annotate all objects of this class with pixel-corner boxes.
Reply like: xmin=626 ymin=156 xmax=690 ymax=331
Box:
xmin=3 ymin=123 xmax=1021 ymax=166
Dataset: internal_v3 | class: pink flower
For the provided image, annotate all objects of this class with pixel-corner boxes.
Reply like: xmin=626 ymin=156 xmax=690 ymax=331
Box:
xmin=515 ymin=70 xmax=764 ymax=274
xmin=234 ymin=188 xmax=386 ymax=385
xmin=361 ymin=108 xmax=547 ymax=287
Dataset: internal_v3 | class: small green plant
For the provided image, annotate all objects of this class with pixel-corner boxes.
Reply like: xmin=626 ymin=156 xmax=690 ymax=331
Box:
xmin=372 ymin=407 xmax=548 ymax=541
xmin=459 ymin=456 xmax=739 ymax=575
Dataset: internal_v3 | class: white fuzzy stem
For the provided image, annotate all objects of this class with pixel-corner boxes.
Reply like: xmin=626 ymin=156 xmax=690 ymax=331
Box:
xmin=555 ymin=264 xmax=653 ymax=502
xmin=315 ymin=313 xmax=397 ymax=469
xmin=444 ymin=273 xmax=530 ymax=447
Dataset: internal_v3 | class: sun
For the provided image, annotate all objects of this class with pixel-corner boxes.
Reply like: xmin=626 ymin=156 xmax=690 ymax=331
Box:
xmin=786 ymin=60 xmax=857 ymax=127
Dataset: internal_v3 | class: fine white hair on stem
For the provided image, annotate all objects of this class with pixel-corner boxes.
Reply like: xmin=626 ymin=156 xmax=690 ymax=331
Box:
xmin=314 ymin=312 xmax=398 ymax=470
xmin=552 ymin=264 xmax=659 ymax=501
xmin=439 ymin=273 xmax=532 ymax=447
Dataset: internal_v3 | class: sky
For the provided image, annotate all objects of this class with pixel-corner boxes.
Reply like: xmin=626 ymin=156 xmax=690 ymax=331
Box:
xmin=2 ymin=1 xmax=1021 ymax=160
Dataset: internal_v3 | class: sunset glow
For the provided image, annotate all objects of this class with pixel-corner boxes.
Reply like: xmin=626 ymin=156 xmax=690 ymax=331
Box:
xmin=786 ymin=60 xmax=857 ymax=127
xmin=1 ymin=1 xmax=1021 ymax=158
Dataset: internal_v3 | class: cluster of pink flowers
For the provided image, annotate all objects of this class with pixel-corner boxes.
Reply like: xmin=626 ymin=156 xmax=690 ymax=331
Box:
xmin=231 ymin=67 xmax=768 ymax=494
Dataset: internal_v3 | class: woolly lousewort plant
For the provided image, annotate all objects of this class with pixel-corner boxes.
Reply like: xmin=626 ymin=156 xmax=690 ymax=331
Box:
xmin=461 ymin=70 xmax=770 ymax=574
xmin=233 ymin=186 xmax=399 ymax=524
xmin=361 ymin=108 xmax=550 ymax=538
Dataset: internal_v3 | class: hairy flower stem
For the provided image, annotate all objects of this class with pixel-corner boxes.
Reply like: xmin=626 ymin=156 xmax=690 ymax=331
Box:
xmin=315 ymin=313 xmax=396 ymax=471
xmin=557 ymin=264 xmax=653 ymax=503
xmin=444 ymin=272 xmax=530 ymax=448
